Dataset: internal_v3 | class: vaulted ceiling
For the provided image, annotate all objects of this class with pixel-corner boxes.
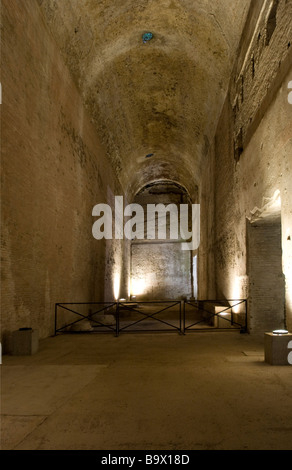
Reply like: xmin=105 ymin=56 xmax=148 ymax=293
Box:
xmin=38 ymin=0 xmax=251 ymax=199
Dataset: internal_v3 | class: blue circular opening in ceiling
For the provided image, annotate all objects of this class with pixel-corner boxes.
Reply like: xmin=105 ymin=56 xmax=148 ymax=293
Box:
xmin=142 ymin=32 xmax=153 ymax=43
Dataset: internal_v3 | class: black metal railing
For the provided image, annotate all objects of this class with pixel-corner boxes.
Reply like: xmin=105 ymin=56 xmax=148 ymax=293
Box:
xmin=54 ymin=299 xmax=247 ymax=336
xmin=183 ymin=299 xmax=247 ymax=333
xmin=116 ymin=300 xmax=182 ymax=335
xmin=55 ymin=302 xmax=118 ymax=335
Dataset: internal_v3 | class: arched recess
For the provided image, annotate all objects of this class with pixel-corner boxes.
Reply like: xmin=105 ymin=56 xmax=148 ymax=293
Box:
xmin=129 ymin=180 xmax=197 ymax=301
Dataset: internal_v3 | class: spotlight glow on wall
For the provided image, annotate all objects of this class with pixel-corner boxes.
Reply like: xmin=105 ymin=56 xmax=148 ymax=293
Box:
xmin=231 ymin=276 xmax=241 ymax=313
xmin=283 ymin=224 xmax=292 ymax=321
xmin=128 ymin=278 xmax=131 ymax=298
xmin=131 ymin=278 xmax=146 ymax=296
xmin=113 ymin=272 xmax=121 ymax=300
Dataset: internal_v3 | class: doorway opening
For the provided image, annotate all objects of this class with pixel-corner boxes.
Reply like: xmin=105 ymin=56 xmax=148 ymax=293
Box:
xmin=129 ymin=181 xmax=193 ymax=301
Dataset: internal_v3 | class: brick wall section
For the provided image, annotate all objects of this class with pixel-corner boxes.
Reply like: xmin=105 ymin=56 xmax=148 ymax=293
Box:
xmin=210 ymin=0 xmax=292 ymax=332
xmin=1 ymin=0 xmax=127 ymax=350
xmin=247 ymin=220 xmax=285 ymax=332
xmin=231 ymin=0 xmax=292 ymax=155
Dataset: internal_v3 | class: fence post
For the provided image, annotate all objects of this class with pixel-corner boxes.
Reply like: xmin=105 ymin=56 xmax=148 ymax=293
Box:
xmin=116 ymin=302 xmax=119 ymax=337
xmin=181 ymin=300 xmax=185 ymax=334
xmin=54 ymin=304 xmax=57 ymax=336
xmin=245 ymin=299 xmax=248 ymax=332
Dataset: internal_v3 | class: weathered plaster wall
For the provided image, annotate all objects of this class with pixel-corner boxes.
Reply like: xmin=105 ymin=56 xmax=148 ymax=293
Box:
xmin=197 ymin=141 xmax=216 ymax=301
xmin=236 ymin=72 xmax=292 ymax=332
xmin=211 ymin=0 xmax=292 ymax=333
xmin=1 ymin=0 xmax=128 ymax=350
xmin=131 ymin=243 xmax=191 ymax=300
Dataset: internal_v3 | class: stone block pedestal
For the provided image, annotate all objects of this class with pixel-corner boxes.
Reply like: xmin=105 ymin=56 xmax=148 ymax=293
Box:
xmin=12 ymin=328 xmax=39 ymax=355
xmin=264 ymin=332 xmax=292 ymax=365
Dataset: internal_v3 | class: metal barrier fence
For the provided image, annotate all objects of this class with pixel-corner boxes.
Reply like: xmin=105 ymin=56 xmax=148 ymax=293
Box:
xmin=183 ymin=299 xmax=247 ymax=333
xmin=117 ymin=300 xmax=182 ymax=335
xmin=55 ymin=299 xmax=247 ymax=335
xmin=54 ymin=302 xmax=118 ymax=335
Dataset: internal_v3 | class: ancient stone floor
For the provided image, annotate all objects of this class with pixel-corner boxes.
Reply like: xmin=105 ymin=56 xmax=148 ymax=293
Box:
xmin=1 ymin=331 xmax=292 ymax=450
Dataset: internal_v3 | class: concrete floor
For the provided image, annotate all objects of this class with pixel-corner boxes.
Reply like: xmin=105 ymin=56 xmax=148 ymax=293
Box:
xmin=1 ymin=330 xmax=292 ymax=450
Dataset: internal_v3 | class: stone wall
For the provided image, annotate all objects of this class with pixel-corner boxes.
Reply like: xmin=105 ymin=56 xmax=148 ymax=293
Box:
xmin=130 ymin=182 xmax=193 ymax=300
xmin=197 ymin=141 xmax=216 ymax=301
xmin=131 ymin=242 xmax=191 ymax=300
xmin=210 ymin=0 xmax=292 ymax=333
xmin=1 ymin=0 xmax=128 ymax=351
xmin=2 ymin=0 xmax=291 ymax=346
